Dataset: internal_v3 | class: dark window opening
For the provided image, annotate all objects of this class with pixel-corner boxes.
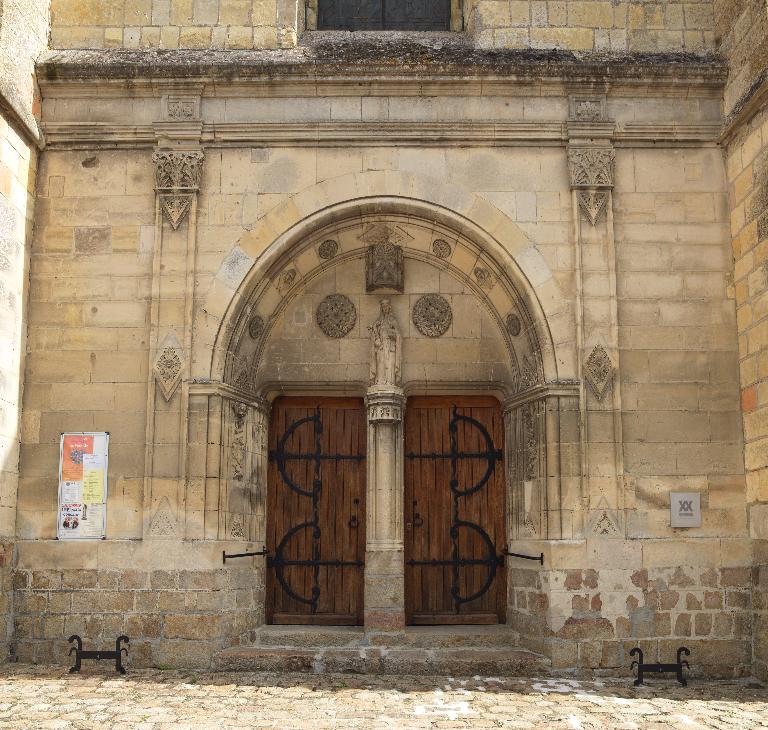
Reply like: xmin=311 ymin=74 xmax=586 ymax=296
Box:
xmin=318 ymin=0 xmax=451 ymax=31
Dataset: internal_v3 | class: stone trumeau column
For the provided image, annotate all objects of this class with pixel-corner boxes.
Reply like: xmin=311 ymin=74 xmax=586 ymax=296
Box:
xmin=364 ymin=299 xmax=406 ymax=631
xmin=566 ymin=94 xmax=625 ymax=540
xmin=143 ymin=114 xmax=204 ymax=539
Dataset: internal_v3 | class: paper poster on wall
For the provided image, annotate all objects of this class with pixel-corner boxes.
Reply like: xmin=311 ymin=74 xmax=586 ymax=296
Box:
xmin=57 ymin=432 xmax=109 ymax=540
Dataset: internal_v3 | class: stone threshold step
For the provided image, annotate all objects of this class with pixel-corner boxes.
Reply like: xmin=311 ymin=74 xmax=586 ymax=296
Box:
xmin=214 ymin=646 xmax=550 ymax=676
xmin=253 ymin=624 xmax=522 ymax=649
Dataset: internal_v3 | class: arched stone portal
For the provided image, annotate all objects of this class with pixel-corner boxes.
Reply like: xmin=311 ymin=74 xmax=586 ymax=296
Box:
xmin=186 ymin=189 xmax=580 ymax=633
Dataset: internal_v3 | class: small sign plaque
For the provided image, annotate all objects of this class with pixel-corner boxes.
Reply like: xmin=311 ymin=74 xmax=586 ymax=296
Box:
xmin=670 ymin=491 xmax=701 ymax=528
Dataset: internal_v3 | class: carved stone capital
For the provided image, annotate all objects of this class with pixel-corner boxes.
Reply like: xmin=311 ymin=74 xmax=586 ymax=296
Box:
xmin=568 ymin=146 xmax=615 ymax=189
xmin=153 ymin=149 xmax=204 ymax=228
xmin=366 ymin=388 xmax=406 ymax=423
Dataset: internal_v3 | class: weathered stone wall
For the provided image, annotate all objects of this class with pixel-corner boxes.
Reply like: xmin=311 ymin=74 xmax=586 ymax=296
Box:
xmin=0 ymin=0 xmax=48 ymax=665
xmin=468 ymin=0 xmax=716 ymax=51
xmin=16 ymin=51 xmax=749 ymax=674
xmin=715 ymin=0 xmax=768 ymax=684
xmin=715 ymin=0 xmax=768 ymax=117
xmin=11 ymin=543 xmax=262 ymax=667
xmin=47 ymin=0 xmax=716 ymax=51
xmin=723 ymin=102 xmax=768 ymax=681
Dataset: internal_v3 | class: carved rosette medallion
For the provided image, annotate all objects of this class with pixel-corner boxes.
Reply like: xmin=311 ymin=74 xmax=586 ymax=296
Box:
xmin=152 ymin=149 xmax=204 ymax=229
xmin=248 ymin=315 xmax=265 ymax=340
xmin=585 ymin=344 xmax=615 ymax=400
xmin=277 ymin=269 xmax=297 ymax=292
xmin=318 ymin=239 xmax=339 ymax=260
xmin=432 ymin=239 xmax=452 ymax=259
xmin=506 ymin=313 xmax=522 ymax=337
xmin=412 ymin=294 xmax=452 ymax=337
xmin=474 ymin=266 xmax=495 ymax=291
xmin=153 ymin=332 xmax=184 ymax=401
xmin=567 ymin=147 xmax=615 ymax=189
xmin=316 ymin=294 xmax=357 ymax=338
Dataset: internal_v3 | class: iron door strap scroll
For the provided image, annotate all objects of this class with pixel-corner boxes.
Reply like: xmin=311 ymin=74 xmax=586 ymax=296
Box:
xmin=268 ymin=408 xmax=364 ymax=612
xmin=406 ymin=406 xmax=504 ymax=609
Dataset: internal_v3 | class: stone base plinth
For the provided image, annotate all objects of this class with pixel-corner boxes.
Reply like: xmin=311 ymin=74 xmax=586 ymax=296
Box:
xmin=12 ymin=540 xmax=264 ymax=669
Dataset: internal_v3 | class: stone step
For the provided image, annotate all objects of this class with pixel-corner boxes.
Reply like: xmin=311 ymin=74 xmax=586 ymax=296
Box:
xmin=253 ymin=624 xmax=520 ymax=649
xmin=214 ymin=645 xmax=550 ymax=676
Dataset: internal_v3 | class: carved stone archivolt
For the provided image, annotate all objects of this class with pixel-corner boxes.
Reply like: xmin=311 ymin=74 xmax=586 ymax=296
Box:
xmin=585 ymin=344 xmax=615 ymax=400
xmin=152 ymin=149 xmax=204 ymax=229
xmin=568 ymin=147 xmax=615 ymax=189
xmin=277 ymin=269 xmax=297 ymax=292
xmin=412 ymin=294 xmax=452 ymax=337
xmin=153 ymin=332 xmax=184 ymax=401
xmin=316 ymin=294 xmax=357 ymax=338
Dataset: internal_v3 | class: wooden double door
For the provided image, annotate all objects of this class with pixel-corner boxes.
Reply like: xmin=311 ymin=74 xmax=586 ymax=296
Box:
xmin=266 ymin=398 xmax=366 ymax=625
xmin=405 ymin=397 xmax=507 ymax=624
xmin=266 ymin=396 xmax=506 ymax=625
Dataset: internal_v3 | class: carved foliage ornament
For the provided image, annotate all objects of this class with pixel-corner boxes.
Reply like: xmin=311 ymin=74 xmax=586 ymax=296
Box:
xmin=316 ymin=294 xmax=357 ymax=338
xmin=568 ymin=147 xmax=615 ymax=189
xmin=473 ymin=267 xmax=495 ymax=291
xmin=152 ymin=150 xmax=204 ymax=229
xmin=231 ymin=402 xmax=248 ymax=482
xmin=412 ymin=294 xmax=452 ymax=338
xmin=578 ymin=191 xmax=609 ymax=226
xmin=585 ymin=344 xmax=615 ymax=400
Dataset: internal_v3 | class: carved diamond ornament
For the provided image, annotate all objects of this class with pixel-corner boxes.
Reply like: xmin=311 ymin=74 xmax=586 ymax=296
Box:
xmin=578 ymin=191 xmax=609 ymax=226
xmin=149 ymin=496 xmax=176 ymax=537
xmin=585 ymin=344 xmax=615 ymax=400
xmin=316 ymin=294 xmax=357 ymax=338
xmin=153 ymin=332 xmax=184 ymax=401
xmin=158 ymin=194 xmax=193 ymax=230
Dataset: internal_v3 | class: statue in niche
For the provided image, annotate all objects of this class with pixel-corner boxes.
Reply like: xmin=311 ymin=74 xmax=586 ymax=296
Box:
xmin=369 ymin=298 xmax=401 ymax=388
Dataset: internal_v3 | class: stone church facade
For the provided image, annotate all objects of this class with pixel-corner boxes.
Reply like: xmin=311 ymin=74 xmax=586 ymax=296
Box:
xmin=0 ymin=0 xmax=767 ymax=678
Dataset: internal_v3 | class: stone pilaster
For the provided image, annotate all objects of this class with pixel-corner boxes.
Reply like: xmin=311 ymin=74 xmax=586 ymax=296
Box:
xmin=144 ymin=145 xmax=204 ymax=539
xmin=567 ymin=97 xmax=625 ymax=539
xmin=364 ymin=387 xmax=406 ymax=631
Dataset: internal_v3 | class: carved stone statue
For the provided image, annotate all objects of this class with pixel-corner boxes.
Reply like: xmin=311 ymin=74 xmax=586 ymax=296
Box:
xmin=368 ymin=299 xmax=401 ymax=387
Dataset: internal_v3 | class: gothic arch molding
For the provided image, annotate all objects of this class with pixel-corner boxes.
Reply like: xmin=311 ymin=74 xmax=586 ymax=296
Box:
xmin=197 ymin=171 xmax=570 ymax=389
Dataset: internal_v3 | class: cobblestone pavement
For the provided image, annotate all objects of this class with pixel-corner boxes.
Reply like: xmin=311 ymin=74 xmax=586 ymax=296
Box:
xmin=0 ymin=665 xmax=767 ymax=729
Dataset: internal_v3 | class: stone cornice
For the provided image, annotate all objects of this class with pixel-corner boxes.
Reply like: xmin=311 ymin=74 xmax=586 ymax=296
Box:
xmin=36 ymin=47 xmax=727 ymax=90
xmin=41 ymin=120 xmax=723 ymax=149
